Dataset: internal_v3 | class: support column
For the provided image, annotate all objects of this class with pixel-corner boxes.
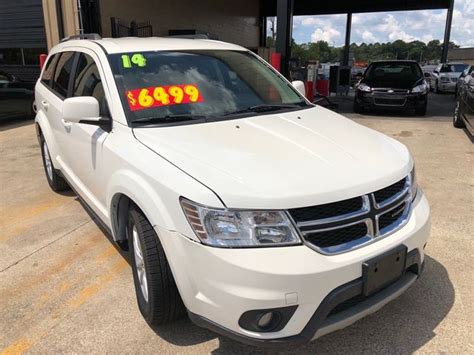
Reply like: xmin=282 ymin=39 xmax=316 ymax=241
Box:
xmin=275 ymin=0 xmax=294 ymax=78
xmin=441 ymin=0 xmax=454 ymax=63
xmin=342 ymin=13 xmax=352 ymax=66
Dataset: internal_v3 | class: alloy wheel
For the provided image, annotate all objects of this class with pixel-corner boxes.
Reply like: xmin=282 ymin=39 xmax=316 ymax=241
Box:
xmin=132 ymin=225 xmax=149 ymax=302
xmin=43 ymin=142 xmax=53 ymax=181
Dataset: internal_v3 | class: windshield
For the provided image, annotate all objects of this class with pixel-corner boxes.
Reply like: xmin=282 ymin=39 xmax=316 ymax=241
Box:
xmin=109 ymin=50 xmax=307 ymax=125
xmin=439 ymin=63 xmax=468 ymax=73
xmin=365 ymin=62 xmax=422 ymax=85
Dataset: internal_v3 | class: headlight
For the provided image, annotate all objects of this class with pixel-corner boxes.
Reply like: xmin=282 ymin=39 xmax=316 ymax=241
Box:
xmin=180 ymin=198 xmax=301 ymax=247
xmin=409 ymin=166 xmax=418 ymax=200
xmin=412 ymin=82 xmax=428 ymax=93
xmin=357 ymin=83 xmax=371 ymax=92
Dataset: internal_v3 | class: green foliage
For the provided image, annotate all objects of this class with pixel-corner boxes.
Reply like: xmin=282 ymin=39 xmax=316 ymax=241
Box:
xmin=283 ymin=38 xmax=460 ymax=64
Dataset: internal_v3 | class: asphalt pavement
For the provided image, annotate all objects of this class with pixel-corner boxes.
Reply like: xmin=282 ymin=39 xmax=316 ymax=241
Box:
xmin=0 ymin=92 xmax=472 ymax=354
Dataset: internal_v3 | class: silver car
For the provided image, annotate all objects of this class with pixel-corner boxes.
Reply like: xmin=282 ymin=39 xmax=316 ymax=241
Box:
xmin=432 ymin=62 xmax=469 ymax=93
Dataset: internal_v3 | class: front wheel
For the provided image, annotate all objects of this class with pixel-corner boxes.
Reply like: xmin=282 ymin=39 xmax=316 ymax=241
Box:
xmin=415 ymin=102 xmax=427 ymax=116
xmin=128 ymin=207 xmax=185 ymax=326
xmin=453 ymin=99 xmax=465 ymax=128
xmin=353 ymin=100 xmax=364 ymax=114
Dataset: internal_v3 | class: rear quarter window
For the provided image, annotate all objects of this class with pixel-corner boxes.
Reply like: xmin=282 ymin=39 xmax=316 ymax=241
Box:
xmin=41 ymin=54 xmax=59 ymax=87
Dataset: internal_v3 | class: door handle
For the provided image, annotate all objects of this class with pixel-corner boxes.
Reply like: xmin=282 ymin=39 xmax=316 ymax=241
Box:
xmin=41 ymin=100 xmax=49 ymax=110
xmin=61 ymin=118 xmax=72 ymax=127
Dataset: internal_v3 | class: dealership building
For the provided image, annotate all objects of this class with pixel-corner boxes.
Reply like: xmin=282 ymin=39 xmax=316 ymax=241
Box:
xmin=0 ymin=0 xmax=459 ymax=81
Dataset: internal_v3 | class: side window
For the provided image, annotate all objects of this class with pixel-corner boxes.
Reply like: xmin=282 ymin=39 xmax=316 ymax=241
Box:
xmin=73 ymin=53 xmax=107 ymax=115
xmin=52 ymin=52 xmax=75 ymax=98
xmin=41 ymin=54 xmax=58 ymax=87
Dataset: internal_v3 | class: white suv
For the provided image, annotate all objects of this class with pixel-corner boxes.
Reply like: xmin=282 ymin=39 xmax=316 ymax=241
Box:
xmin=35 ymin=35 xmax=430 ymax=347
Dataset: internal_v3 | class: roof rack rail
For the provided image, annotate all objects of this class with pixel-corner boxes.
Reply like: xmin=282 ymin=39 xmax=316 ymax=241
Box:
xmin=61 ymin=33 xmax=102 ymax=42
xmin=167 ymin=34 xmax=211 ymax=40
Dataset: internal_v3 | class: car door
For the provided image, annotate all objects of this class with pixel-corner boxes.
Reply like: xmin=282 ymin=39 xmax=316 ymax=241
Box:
xmin=464 ymin=73 xmax=474 ymax=131
xmin=41 ymin=51 xmax=77 ymax=167
xmin=59 ymin=49 xmax=111 ymax=218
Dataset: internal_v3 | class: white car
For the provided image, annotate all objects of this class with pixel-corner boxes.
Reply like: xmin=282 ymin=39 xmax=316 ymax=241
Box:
xmin=35 ymin=35 xmax=430 ymax=347
xmin=432 ymin=62 xmax=469 ymax=93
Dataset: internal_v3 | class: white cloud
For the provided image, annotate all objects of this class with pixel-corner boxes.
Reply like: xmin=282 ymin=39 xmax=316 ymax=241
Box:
xmin=361 ymin=30 xmax=376 ymax=42
xmin=292 ymin=2 xmax=474 ymax=47
xmin=310 ymin=27 xmax=341 ymax=43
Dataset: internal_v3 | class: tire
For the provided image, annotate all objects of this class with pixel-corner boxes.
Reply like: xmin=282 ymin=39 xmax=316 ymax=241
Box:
xmin=128 ymin=207 xmax=185 ymax=326
xmin=353 ymin=100 xmax=363 ymax=114
xmin=415 ymin=103 xmax=427 ymax=116
xmin=453 ymin=99 xmax=465 ymax=128
xmin=40 ymin=135 xmax=69 ymax=192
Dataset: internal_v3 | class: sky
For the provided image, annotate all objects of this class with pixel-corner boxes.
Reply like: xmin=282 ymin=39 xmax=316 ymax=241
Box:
xmin=287 ymin=0 xmax=473 ymax=47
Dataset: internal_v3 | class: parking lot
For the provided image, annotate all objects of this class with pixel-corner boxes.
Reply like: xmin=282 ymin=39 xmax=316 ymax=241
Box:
xmin=0 ymin=92 xmax=472 ymax=354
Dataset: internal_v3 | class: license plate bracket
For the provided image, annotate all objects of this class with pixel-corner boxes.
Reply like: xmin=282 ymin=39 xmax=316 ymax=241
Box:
xmin=362 ymin=245 xmax=407 ymax=296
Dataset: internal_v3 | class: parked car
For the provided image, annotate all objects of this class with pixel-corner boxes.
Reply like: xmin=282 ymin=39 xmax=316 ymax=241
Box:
xmin=454 ymin=65 xmax=472 ymax=99
xmin=453 ymin=66 xmax=474 ymax=135
xmin=432 ymin=62 xmax=468 ymax=94
xmin=423 ymin=71 xmax=435 ymax=91
xmin=354 ymin=60 xmax=429 ymax=115
xmin=35 ymin=36 xmax=430 ymax=347
xmin=0 ymin=70 xmax=35 ymax=120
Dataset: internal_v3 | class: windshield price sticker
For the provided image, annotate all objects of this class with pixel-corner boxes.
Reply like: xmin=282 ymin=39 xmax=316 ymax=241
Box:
xmin=121 ymin=53 xmax=147 ymax=68
xmin=126 ymin=84 xmax=202 ymax=111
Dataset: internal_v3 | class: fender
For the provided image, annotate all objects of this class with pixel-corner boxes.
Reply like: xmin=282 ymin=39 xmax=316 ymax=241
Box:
xmin=35 ymin=110 xmax=61 ymax=168
xmin=106 ymin=169 xmax=194 ymax=242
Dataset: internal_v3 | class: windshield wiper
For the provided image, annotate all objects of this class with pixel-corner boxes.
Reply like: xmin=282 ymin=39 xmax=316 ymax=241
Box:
xmin=223 ymin=102 xmax=308 ymax=116
xmin=132 ymin=114 xmax=207 ymax=126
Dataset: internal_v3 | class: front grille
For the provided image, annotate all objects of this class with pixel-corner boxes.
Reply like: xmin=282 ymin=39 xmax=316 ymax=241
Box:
xmin=378 ymin=202 xmax=407 ymax=231
xmin=372 ymin=88 xmax=409 ymax=94
xmin=374 ymin=178 xmax=407 ymax=205
xmin=305 ymin=223 xmax=368 ymax=248
xmin=374 ymin=98 xmax=406 ymax=106
xmin=291 ymin=175 xmax=412 ymax=254
xmin=288 ymin=197 xmax=363 ymax=222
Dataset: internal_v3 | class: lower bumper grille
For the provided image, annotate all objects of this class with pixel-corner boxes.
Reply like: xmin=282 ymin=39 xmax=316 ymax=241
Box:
xmin=374 ymin=97 xmax=406 ymax=106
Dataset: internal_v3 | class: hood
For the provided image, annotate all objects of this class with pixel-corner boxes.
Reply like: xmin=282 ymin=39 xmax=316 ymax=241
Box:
xmin=133 ymin=106 xmax=412 ymax=209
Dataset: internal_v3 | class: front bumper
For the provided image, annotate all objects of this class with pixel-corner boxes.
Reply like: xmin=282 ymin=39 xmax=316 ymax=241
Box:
xmin=355 ymin=90 xmax=427 ymax=111
xmin=158 ymin=191 xmax=430 ymax=346
xmin=438 ymin=81 xmax=456 ymax=92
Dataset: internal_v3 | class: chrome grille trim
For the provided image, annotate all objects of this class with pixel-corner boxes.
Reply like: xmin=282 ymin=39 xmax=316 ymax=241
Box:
xmin=295 ymin=196 xmax=370 ymax=228
xmin=290 ymin=175 xmax=413 ymax=255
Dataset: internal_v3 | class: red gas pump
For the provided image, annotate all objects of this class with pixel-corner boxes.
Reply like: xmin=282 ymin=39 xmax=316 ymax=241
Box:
xmin=39 ymin=54 xmax=48 ymax=69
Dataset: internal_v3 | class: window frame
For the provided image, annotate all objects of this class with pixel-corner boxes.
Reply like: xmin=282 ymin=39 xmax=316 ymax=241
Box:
xmin=51 ymin=51 xmax=79 ymax=100
xmin=40 ymin=53 xmax=60 ymax=88
xmin=69 ymin=49 xmax=112 ymax=123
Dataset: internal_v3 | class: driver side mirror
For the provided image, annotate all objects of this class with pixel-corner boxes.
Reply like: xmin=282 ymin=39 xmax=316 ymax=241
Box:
xmin=291 ymin=80 xmax=306 ymax=97
xmin=63 ymin=96 xmax=111 ymax=131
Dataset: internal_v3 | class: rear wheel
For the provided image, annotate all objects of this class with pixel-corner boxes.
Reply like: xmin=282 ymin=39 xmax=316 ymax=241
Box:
xmin=453 ymin=99 xmax=465 ymax=128
xmin=128 ymin=207 xmax=185 ymax=326
xmin=40 ymin=135 xmax=69 ymax=192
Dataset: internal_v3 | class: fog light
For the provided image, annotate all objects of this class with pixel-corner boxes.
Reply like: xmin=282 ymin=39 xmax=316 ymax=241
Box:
xmin=257 ymin=312 xmax=274 ymax=328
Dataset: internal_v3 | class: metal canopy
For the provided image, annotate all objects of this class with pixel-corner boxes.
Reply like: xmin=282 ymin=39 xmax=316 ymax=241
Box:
xmin=267 ymin=0 xmax=455 ymax=77
xmin=262 ymin=0 xmax=452 ymax=16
